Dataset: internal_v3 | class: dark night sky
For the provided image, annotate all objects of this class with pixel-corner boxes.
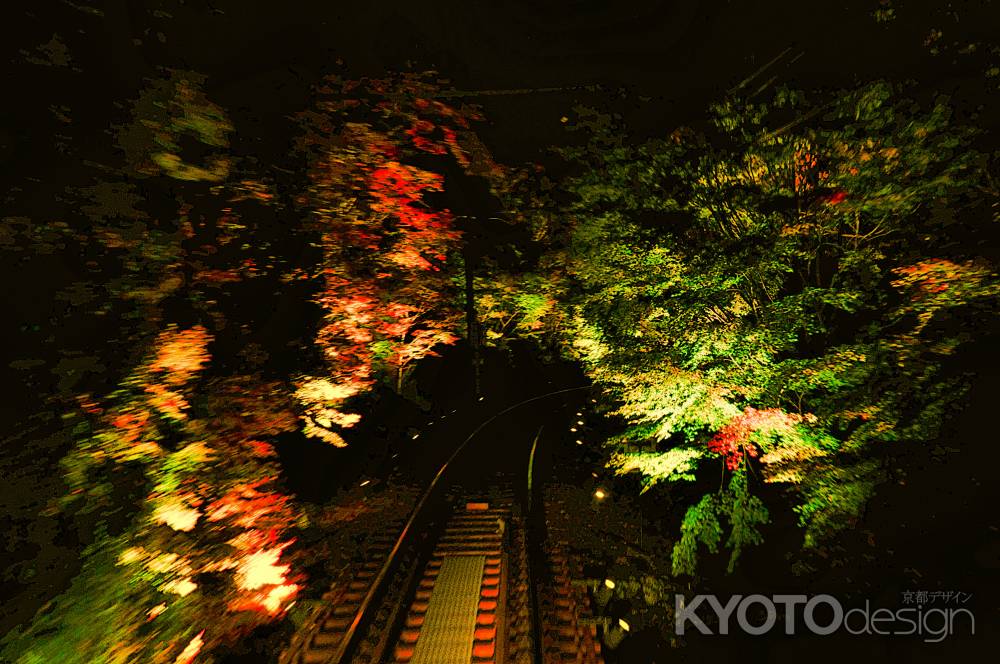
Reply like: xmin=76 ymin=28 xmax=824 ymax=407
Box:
xmin=5 ymin=1 xmax=1000 ymax=173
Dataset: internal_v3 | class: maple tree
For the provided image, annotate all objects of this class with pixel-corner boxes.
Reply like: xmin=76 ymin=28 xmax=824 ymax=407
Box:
xmin=291 ymin=73 xmax=485 ymax=443
xmin=503 ymin=80 xmax=1000 ymax=574
xmin=5 ymin=324 xmax=303 ymax=663
xmin=5 ymin=69 xmax=509 ymax=662
xmin=2 ymin=67 xmax=308 ymax=663
xmin=7 ymin=25 xmax=998 ymax=663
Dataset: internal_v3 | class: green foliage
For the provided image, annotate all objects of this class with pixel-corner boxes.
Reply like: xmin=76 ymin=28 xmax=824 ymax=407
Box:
xmin=723 ymin=473 xmax=770 ymax=572
xmin=116 ymin=69 xmax=233 ymax=182
xmin=2 ymin=547 xmax=159 ymax=664
xmin=547 ymin=81 xmax=997 ymax=574
xmin=672 ymin=472 xmax=769 ymax=576
xmin=794 ymin=460 xmax=883 ymax=548
xmin=609 ymin=447 xmax=704 ymax=490
xmin=672 ymin=495 xmax=723 ymax=577
xmin=476 ymin=268 xmax=559 ymax=343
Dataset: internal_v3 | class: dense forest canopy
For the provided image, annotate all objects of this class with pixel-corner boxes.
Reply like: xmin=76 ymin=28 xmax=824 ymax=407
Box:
xmin=3 ymin=1 xmax=999 ymax=662
xmin=522 ymin=81 xmax=998 ymax=573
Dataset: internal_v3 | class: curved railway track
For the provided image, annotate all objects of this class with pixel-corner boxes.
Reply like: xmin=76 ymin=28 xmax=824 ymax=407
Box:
xmin=281 ymin=389 xmax=605 ymax=664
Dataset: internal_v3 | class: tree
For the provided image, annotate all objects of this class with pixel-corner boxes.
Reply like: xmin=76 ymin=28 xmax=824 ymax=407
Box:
xmin=292 ymin=73 xmax=488 ymax=443
xmin=3 ymin=69 xmax=304 ymax=663
xmin=6 ymin=327 xmax=303 ymax=663
xmin=543 ymin=81 xmax=998 ymax=573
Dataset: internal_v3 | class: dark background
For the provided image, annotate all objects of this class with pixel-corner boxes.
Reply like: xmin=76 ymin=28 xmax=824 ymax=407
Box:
xmin=3 ymin=0 xmax=1000 ymax=661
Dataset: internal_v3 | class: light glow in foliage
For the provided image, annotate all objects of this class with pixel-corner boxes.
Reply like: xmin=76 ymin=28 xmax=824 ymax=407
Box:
xmin=173 ymin=630 xmax=204 ymax=664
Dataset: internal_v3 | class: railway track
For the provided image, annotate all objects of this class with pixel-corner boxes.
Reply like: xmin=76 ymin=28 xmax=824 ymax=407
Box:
xmin=537 ymin=540 xmax=605 ymax=664
xmin=279 ymin=511 xmax=422 ymax=664
xmin=280 ymin=484 xmax=606 ymax=664
xmin=388 ymin=492 xmax=513 ymax=664
xmin=281 ymin=389 xmax=605 ymax=664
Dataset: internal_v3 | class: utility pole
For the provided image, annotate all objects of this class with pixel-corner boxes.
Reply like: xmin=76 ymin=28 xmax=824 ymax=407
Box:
xmin=444 ymin=153 xmax=492 ymax=402
xmin=463 ymin=236 xmax=482 ymax=399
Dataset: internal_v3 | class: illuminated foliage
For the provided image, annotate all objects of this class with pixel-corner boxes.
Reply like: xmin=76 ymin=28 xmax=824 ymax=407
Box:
xmin=5 ymin=65 xmax=497 ymax=664
xmin=7 ymin=322 xmax=303 ymax=663
xmin=476 ymin=269 xmax=561 ymax=344
xmin=545 ymin=81 xmax=998 ymax=574
xmin=116 ymin=70 xmax=233 ymax=182
xmin=292 ymin=73 xmax=479 ymax=442
xmin=608 ymin=447 xmax=704 ymax=489
xmin=706 ymin=407 xmax=806 ymax=471
xmin=672 ymin=472 xmax=769 ymax=576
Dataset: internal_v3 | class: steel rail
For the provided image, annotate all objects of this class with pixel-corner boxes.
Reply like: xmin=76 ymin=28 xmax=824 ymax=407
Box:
xmin=328 ymin=384 xmax=591 ymax=664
